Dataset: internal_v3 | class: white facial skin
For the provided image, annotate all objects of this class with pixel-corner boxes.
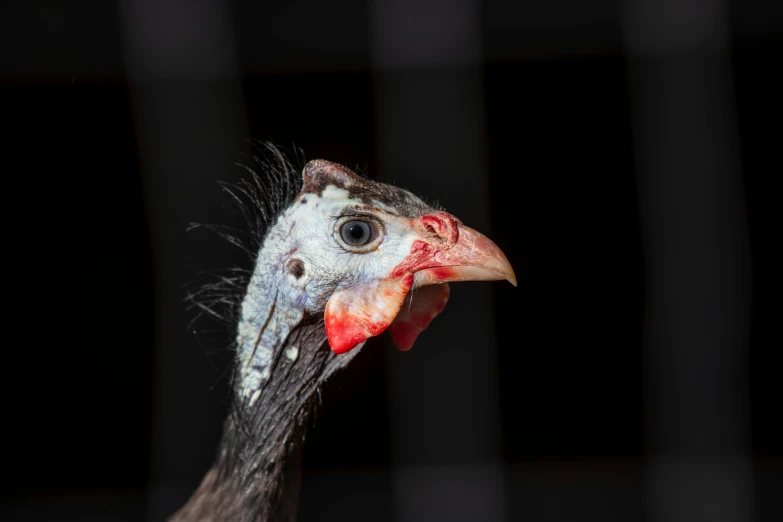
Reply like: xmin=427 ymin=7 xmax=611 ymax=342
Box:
xmin=235 ymin=180 xmax=433 ymax=403
xmin=273 ymin=185 xmax=424 ymax=313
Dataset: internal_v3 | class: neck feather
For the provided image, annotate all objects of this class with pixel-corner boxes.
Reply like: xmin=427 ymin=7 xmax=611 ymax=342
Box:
xmin=172 ymin=274 xmax=361 ymax=521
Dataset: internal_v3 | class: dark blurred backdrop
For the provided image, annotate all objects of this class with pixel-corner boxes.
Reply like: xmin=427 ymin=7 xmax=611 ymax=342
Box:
xmin=1 ymin=1 xmax=780 ymax=521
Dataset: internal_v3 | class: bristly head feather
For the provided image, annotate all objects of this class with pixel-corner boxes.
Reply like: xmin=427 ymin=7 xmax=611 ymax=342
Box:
xmin=184 ymin=142 xmax=305 ymax=329
xmin=227 ymin=141 xmax=306 ymax=257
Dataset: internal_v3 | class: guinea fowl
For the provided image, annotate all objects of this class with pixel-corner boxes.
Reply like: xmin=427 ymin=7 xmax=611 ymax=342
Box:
xmin=172 ymin=150 xmax=516 ymax=521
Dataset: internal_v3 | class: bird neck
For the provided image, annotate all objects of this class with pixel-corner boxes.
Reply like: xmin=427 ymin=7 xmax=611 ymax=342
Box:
xmin=173 ymin=274 xmax=361 ymax=521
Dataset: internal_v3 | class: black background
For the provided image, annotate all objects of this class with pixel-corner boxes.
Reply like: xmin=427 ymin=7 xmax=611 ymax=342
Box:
xmin=1 ymin=1 xmax=780 ymax=521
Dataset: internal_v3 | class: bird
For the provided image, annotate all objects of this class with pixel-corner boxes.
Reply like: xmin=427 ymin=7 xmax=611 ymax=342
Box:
xmin=171 ymin=145 xmax=516 ymax=521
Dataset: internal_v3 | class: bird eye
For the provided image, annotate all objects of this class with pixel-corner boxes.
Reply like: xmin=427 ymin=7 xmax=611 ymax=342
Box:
xmin=340 ymin=220 xmax=374 ymax=246
xmin=334 ymin=214 xmax=385 ymax=252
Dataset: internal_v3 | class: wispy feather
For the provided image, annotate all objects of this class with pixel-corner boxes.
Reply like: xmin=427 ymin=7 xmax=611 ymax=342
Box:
xmin=185 ymin=142 xmax=305 ymax=329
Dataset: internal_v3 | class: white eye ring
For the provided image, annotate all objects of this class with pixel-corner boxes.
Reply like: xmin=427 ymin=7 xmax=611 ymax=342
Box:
xmin=334 ymin=216 xmax=384 ymax=253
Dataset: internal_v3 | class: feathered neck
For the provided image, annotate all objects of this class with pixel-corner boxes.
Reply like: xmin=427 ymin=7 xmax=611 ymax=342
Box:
xmin=172 ymin=301 xmax=361 ymax=521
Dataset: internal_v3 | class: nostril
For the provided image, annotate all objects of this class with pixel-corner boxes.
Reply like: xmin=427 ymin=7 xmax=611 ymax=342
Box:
xmin=424 ymin=224 xmax=439 ymax=240
xmin=420 ymin=212 xmax=460 ymax=245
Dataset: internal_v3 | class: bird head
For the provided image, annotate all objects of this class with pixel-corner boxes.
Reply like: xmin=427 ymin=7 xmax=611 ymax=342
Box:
xmin=258 ymin=159 xmax=516 ymax=355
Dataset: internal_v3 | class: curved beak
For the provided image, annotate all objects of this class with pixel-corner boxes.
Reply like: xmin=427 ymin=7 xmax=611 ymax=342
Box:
xmin=413 ymin=225 xmax=517 ymax=288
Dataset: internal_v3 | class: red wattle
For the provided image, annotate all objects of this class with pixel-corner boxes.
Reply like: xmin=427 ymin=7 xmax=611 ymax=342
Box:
xmin=324 ymin=274 xmax=414 ymax=354
xmin=388 ymin=283 xmax=450 ymax=351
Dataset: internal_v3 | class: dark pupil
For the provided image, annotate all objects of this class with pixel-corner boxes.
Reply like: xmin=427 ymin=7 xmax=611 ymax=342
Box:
xmin=341 ymin=220 xmax=372 ymax=246
xmin=348 ymin=224 xmax=364 ymax=239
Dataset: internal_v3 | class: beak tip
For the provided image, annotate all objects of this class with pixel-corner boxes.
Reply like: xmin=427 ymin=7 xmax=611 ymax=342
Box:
xmin=500 ymin=267 xmax=517 ymax=287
